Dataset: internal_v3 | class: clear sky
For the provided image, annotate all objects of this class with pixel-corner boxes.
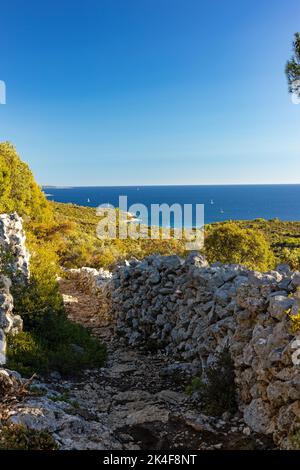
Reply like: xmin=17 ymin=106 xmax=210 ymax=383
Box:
xmin=0 ymin=0 xmax=300 ymax=186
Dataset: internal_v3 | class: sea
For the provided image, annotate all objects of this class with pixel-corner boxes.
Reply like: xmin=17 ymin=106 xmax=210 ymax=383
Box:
xmin=43 ymin=184 xmax=300 ymax=227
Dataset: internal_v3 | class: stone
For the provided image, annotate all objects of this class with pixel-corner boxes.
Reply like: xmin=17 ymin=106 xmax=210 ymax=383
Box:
xmin=184 ymin=412 xmax=215 ymax=433
xmin=126 ymin=405 xmax=169 ymax=426
xmin=243 ymin=399 xmax=275 ymax=435
xmin=268 ymin=295 xmax=294 ymax=321
xmin=155 ymin=390 xmax=187 ymax=405
xmin=0 ymin=215 xmax=30 ymax=364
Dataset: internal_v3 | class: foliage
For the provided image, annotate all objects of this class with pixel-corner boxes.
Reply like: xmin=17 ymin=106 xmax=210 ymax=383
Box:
xmin=219 ymin=218 xmax=300 ymax=270
xmin=0 ymin=142 xmax=53 ymax=223
xmin=286 ymin=33 xmax=300 ymax=96
xmin=7 ymin=314 xmax=106 ymax=376
xmin=281 ymin=248 xmax=300 ymax=270
xmin=0 ymin=424 xmax=58 ymax=450
xmin=205 ymin=222 xmax=275 ymax=271
xmin=0 ymin=144 xmax=108 ymax=376
xmin=51 ymin=202 xmax=186 ymax=270
xmin=288 ymin=428 xmax=300 ymax=450
xmin=187 ymin=347 xmax=237 ymax=416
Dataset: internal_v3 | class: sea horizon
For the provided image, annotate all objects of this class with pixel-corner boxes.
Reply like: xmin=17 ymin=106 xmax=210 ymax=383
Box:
xmin=43 ymin=183 xmax=300 ymax=188
xmin=43 ymin=184 xmax=300 ymax=226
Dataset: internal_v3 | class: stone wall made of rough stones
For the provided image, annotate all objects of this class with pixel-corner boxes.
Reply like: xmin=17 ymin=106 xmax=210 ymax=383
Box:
xmin=0 ymin=213 xmax=30 ymax=280
xmin=75 ymin=253 xmax=300 ymax=448
xmin=0 ymin=213 xmax=29 ymax=364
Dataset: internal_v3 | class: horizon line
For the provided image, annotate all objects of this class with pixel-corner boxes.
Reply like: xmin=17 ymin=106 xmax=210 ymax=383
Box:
xmin=42 ymin=183 xmax=300 ymax=189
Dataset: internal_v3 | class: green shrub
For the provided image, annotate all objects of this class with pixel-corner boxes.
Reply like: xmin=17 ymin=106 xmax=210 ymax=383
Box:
xmin=6 ymin=331 xmax=49 ymax=376
xmin=288 ymin=428 xmax=300 ymax=449
xmin=281 ymin=248 xmax=300 ymax=270
xmin=7 ymin=314 xmax=106 ymax=376
xmin=7 ymin=230 xmax=106 ymax=376
xmin=187 ymin=347 xmax=237 ymax=416
xmin=205 ymin=222 xmax=275 ymax=271
xmin=0 ymin=424 xmax=58 ymax=450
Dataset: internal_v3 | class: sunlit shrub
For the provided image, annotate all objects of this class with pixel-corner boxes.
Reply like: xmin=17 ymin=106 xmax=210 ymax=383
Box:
xmin=205 ymin=222 xmax=275 ymax=271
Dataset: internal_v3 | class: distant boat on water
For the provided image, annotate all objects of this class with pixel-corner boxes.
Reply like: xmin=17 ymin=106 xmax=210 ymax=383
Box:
xmin=87 ymin=198 xmax=91 ymax=203
xmin=210 ymin=199 xmax=214 ymax=205
xmin=220 ymin=208 xmax=224 ymax=214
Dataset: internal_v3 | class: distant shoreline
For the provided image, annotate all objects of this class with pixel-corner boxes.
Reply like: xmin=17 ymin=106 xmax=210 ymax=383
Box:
xmin=43 ymin=183 xmax=300 ymax=189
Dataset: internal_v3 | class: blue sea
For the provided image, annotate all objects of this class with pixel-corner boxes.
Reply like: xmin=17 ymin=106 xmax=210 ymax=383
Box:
xmin=43 ymin=185 xmax=300 ymax=227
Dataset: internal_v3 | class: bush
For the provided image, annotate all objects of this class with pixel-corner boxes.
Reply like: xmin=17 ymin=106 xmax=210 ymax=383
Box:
xmin=281 ymin=248 xmax=300 ymax=270
xmin=205 ymin=222 xmax=275 ymax=271
xmin=6 ymin=331 xmax=49 ymax=376
xmin=7 ymin=316 xmax=107 ymax=376
xmin=0 ymin=145 xmax=107 ymax=377
xmin=187 ymin=347 xmax=237 ymax=416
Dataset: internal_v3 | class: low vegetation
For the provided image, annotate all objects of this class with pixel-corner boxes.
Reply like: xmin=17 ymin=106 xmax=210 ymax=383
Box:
xmin=51 ymin=201 xmax=186 ymax=269
xmin=205 ymin=222 xmax=275 ymax=271
xmin=0 ymin=424 xmax=58 ymax=450
xmin=0 ymin=143 xmax=106 ymax=377
xmin=206 ymin=219 xmax=300 ymax=270
xmin=187 ymin=347 xmax=237 ymax=416
xmin=51 ymin=205 xmax=300 ymax=272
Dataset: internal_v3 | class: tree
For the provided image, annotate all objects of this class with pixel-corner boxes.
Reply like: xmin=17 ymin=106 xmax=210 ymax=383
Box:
xmin=285 ymin=33 xmax=300 ymax=98
xmin=205 ymin=222 xmax=275 ymax=271
xmin=0 ymin=142 xmax=53 ymax=222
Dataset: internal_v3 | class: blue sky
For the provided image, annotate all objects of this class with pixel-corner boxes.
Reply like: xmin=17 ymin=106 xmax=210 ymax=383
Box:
xmin=0 ymin=0 xmax=300 ymax=185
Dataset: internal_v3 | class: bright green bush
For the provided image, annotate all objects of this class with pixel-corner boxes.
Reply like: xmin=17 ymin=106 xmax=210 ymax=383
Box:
xmin=9 ymin=241 xmax=106 ymax=376
xmin=7 ymin=331 xmax=49 ymax=376
xmin=205 ymin=222 xmax=275 ymax=271
xmin=0 ymin=145 xmax=107 ymax=377
xmin=8 ymin=246 xmax=107 ymax=377
xmin=7 ymin=316 xmax=107 ymax=376
xmin=281 ymin=248 xmax=300 ymax=270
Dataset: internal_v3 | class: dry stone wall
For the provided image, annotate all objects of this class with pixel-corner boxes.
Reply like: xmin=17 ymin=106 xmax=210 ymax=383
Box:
xmin=68 ymin=267 xmax=113 ymax=325
xmin=73 ymin=253 xmax=300 ymax=448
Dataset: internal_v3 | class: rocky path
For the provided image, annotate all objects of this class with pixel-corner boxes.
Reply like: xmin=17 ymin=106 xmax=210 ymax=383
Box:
xmin=32 ymin=277 xmax=271 ymax=451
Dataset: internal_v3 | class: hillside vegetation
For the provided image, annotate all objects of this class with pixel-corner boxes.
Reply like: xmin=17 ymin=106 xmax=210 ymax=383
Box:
xmin=0 ymin=143 xmax=106 ymax=376
xmin=207 ymin=219 xmax=300 ymax=270
xmin=0 ymin=142 xmax=53 ymax=222
xmin=52 ymin=202 xmax=300 ymax=271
